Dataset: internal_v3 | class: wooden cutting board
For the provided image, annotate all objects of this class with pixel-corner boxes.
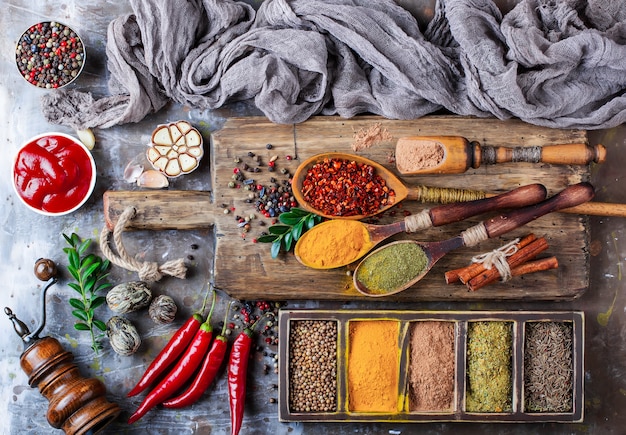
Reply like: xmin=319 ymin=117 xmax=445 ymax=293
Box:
xmin=103 ymin=115 xmax=591 ymax=301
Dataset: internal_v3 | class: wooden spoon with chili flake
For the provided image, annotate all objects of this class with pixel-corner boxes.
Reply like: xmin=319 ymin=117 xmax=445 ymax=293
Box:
xmin=291 ymin=152 xmax=493 ymax=220
xmin=294 ymin=183 xmax=547 ymax=269
xmin=353 ymin=182 xmax=594 ymax=297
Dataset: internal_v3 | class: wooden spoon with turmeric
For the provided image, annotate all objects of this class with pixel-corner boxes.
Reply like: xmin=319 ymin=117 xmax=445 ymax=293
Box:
xmin=294 ymin=183 xmax=547 ymax=269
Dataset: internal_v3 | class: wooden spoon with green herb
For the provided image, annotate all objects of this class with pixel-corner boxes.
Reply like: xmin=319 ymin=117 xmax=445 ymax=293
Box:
xmin=353 ymin=183 xmax=594 ymax=297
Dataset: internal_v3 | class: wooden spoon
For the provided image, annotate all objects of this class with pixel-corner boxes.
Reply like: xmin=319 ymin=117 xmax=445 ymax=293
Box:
xmin=291 ymin=152 xmax=490 ymax=220
xmin=395 ymin=136 xmax=606 ymax=175
xmin=294 ymin=183 xmax=547 ymax=269
xmin=353 ymin=182 xmax=594 ymax=297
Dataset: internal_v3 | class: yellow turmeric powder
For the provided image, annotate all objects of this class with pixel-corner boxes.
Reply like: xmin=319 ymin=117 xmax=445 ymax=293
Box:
xmin=348 ymin=320 xmax=400 ymax=413
xmin=295 ymin=220 xmax=372 ymax=268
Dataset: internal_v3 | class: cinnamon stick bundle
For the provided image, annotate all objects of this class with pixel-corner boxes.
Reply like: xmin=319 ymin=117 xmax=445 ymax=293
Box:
xmin=444 ymin=234 xmax=557 ymax=292
xmin=444 ymin=234 xmax=537 ymax=284
xmin=466 ymin=238 xmax=549 ymax=291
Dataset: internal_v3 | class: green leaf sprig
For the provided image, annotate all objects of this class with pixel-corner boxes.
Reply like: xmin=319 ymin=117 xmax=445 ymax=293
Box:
xmin=63 ymin=233 xmax=112 ymax=355
xmin=257 ymin=207 xmax=322 ymax=258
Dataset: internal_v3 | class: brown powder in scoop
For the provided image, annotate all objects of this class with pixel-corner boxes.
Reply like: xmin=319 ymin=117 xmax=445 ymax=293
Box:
xmin=351 ymin=122 xmax=393 ymax=151
xmin=395 ymin=138 xmax=445 ymax=172
xmin=408 ymin=321 xmax=455 ymax=412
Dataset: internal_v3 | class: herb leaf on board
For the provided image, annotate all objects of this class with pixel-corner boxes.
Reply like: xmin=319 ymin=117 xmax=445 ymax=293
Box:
xmin=258 ymin=208 xmax=322 ymax=258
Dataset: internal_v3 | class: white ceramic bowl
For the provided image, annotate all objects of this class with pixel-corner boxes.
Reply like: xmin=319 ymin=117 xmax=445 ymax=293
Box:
xmin=12 ymin=132 xmax=96 ymax=216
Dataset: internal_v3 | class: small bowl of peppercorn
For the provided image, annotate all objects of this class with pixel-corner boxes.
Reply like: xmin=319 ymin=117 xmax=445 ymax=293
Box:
xmin=15 ymin=21 xmax=86 ymax=89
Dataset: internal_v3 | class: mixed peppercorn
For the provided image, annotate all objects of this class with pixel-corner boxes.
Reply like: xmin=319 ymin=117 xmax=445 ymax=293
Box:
xmin=15 ymin=21 xmax=85 ymax=89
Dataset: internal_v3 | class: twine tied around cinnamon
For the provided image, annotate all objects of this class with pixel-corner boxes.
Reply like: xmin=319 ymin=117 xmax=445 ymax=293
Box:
xmin=99 ymin=206 xmax=187 ymax=282
xmin=469 ymin=237 xmax=520 ymax=282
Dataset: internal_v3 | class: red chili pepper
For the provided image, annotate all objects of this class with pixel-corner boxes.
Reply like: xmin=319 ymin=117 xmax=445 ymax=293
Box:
xmin=127 ymin=290 xmax=217 ymax=423
xmin=126 ymin=313 xmax=202 ymax=397
xmin=127 ymin=320 xmax=214 ymax=424
xmin=127 ymin=289 xmax=216 ymax=397
xmin=228 ymin=314 xmax=273 ymax=435
xmin=162 ymin=304 xmax=233 ymax=409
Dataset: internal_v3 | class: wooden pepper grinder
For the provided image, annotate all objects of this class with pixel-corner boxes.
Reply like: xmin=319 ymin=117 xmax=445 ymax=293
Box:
xmin=5 ymin=258 xmax=121 ymax=435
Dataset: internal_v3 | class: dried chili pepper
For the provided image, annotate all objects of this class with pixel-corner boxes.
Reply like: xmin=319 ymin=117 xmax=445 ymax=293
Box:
xmin=162 ymin=303 xmax=233 ymax=408
xmin=127 ymin=291 xmax=217 ymax=424
xmin=301 ymin=157 xmax=394 ymax=217
xmin=127 ymin=289 xmax=215 ymax=397
xmin=228 ymin=313 xmax=273 ymax=435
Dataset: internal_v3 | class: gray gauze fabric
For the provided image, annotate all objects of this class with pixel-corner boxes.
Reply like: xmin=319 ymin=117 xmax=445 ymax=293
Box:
xmin=40 ymin=0 xmax=626 ymax=130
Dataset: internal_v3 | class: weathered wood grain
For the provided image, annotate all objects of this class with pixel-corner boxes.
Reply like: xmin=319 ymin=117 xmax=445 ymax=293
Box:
xmin=105 ymin=115 xmax=592 ymax=301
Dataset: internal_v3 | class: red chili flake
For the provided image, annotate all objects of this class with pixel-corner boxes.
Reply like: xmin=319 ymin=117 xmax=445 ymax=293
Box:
xmin=268 ymin=161 xmax=275 ymax=167
xmin=300 ymin=158 xmax=395 ymax=217
xmin=233 ymin=168 xmax=240 ymax=174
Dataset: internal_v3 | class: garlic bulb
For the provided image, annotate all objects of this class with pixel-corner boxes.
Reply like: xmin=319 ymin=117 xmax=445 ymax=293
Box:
xmin=146 ymin=121 xmax=204 ymax=177
xmin=106 ymin=281 xmax=152 ymax=314
xmin=106 ymin=316 xmax=141 ymax=356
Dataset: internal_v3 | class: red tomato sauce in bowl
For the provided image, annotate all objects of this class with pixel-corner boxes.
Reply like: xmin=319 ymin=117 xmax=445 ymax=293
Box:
xmin=13 ymin=133 xmax=96 ymax=215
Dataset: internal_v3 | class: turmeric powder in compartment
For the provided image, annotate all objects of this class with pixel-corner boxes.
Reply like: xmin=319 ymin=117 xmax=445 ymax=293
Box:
xmin=348 ymin=320 xmax=399 ymax=413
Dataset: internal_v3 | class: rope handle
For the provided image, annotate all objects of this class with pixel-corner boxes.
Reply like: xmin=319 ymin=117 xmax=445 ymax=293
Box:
xmin=99 ymin=206 xmax=188 ymax=282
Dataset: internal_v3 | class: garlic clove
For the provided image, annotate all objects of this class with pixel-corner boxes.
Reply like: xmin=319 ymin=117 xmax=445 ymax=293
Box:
xmin=76 ymin=128 xmax=96 ymax=150
xmin=123 ymin=160 xmax=144 ymax=184
xmin=137 ymin=170 xmax=169 ymax=188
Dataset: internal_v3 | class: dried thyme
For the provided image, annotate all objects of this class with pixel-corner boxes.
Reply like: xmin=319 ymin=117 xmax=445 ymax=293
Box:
xmin=466 ymin=321 xmax=512 ymax=412
xmin=524 ymin=322 xmax=573 ymax=412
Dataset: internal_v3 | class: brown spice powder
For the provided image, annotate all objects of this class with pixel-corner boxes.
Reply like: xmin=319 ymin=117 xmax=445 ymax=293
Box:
xmin=351 ymin=122 xmax=393 ymax=151
xmin=408 ymin=321 xmax=455 ymax=412
xmin=395 ymin=138 xmax=445 ymax=172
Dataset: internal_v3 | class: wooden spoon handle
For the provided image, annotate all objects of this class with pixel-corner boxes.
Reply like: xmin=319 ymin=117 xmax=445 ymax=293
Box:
xmin=483 ymin=183 xmax=595 ymax=238
xmin=482 ymin=143 xmax=606 ymax=165
xmin=428 ymin=183 xmax=547 ymax=227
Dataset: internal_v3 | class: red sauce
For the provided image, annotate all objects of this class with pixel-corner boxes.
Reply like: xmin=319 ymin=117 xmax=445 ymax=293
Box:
xmin=13 ymin=134 xmax=94 ymax=214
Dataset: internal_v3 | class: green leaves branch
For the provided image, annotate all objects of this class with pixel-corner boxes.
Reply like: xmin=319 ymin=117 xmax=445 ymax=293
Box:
xmin=63 ymin=233 xmax=112 ymax=355
xmin=257 ymin=208 xmax=322 ymax=258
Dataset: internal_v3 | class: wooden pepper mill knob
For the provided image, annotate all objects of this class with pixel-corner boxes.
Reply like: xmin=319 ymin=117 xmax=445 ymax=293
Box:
xmin=5 ymin=258 xmax=121 ymax=435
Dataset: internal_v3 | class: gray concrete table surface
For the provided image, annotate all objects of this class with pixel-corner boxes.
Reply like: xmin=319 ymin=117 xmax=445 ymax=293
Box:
xmin=2 ymin=1 xmax=626 ymax=434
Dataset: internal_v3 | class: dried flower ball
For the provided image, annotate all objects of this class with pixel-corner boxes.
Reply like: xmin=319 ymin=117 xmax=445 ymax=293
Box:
xmin=106 ymin=316 xmax=141 ymax=356
xmin=149 ymin=295 xmax=178 ymax=324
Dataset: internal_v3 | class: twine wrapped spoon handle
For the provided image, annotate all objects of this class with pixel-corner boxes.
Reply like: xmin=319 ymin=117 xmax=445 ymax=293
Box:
xmin=354 ymin=182 xmax=595 ymax=297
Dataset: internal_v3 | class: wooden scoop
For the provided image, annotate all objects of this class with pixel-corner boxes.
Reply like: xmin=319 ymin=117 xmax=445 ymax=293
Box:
xmin=353 ymin=182 xmax=595 ymax=297
xmin=291 ymin=152 xmax=492 ymax=220
xmin=294 ymin=183 xmax=547 ymax=269
xmin=395 ymin=136 xmax=606 ymax=175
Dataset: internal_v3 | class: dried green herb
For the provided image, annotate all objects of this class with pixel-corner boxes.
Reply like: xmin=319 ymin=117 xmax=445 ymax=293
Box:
xmin=355 ymin=242 xmax=428 ymax=294
xmin=466 ymin=321 xmax=512 ymax=413
xmin=257 ymin=207 xmax=322 ymax=258
xmin=63 ymin=233 xmax=112 ymax=355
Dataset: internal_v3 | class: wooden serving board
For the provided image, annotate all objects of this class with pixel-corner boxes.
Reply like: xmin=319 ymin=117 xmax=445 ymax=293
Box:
xmin=104 ymin=115 xmax=591 ymax=301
